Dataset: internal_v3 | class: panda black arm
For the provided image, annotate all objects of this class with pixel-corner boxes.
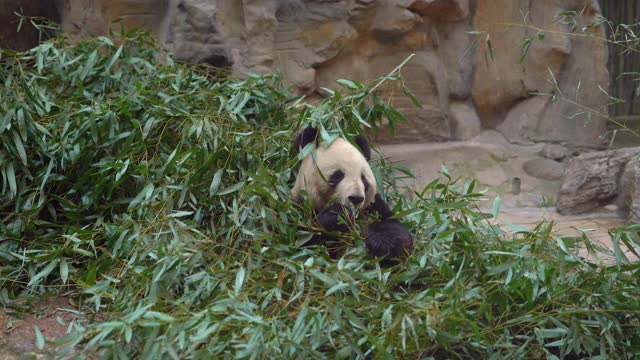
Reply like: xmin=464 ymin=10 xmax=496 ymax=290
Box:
xmin=365 ymin=194 xmax=413 ymax=266
xmin=303 ymin=203 xmax=353 ymax=248
xmin=315 ymin=203 xmax=352 ymax=232
xmin=366 ymin=193 xmax=394 ymax=220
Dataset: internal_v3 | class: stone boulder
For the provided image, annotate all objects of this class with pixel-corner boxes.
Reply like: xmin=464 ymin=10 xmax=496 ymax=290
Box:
xmin=557 ymin=148 xmax=640 ymax=214
xmin=56 ymin=1 xmax=105 ymax=36
xmin=539 ymin=143 xmax=572 ymax=161
xmin=57 ymin=0 xmax=170 ymax=39
xmin=450 ymin=101 xmax=481 ymax=140
xmin=473 ymin=0 xmax=609 ymax=147
xmin=497 ymin=96 xmax=547 ymax=145
xmin=523 ymin=158 xmax=564 ymax=181
xmin=165 ymin=0 xmax=233 ymax=68
xmin=439 ymin=21 xmax=475 ymax=100
xmin=617 ymin=157 xmax=640 ymax=223
xmin=366 ymin=51 xmax=453 ymax=143
xmin=408 ymin=0 xmax=470 ymax=22
xmin=372 ymin=1 xmax=422 ymax=37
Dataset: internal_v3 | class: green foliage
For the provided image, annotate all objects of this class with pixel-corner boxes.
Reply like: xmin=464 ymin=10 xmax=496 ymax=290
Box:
xmin=1 ymin=30 xmax=640 ymax=359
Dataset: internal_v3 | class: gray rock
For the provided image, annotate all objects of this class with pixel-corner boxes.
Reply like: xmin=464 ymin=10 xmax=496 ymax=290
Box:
xmin=497 ymin=96 xmax=546 ymax=145
xmin=539 ymin=143 xmax=572 ymax=161
xmin=617 ymin=156 xmax=640 ymax=223
xmin=473 ymin=0 xmax=609 ymax=147
xmin=439 ymin=21 xmax=474 ymax=100
xmin=523 ymin=158 xmax=564 ymax=181
xmin=557 ymin=147 xmax=640 ymax=214
xmin=450 ymin=101 xmax=481 ymax=140
xmin=372 ymin=2 xmax=421 ymax=37
xmin=168 ymin=0 xmax=233 ymax=68
xmin=408 ymin=0 xmax=470 ymax=21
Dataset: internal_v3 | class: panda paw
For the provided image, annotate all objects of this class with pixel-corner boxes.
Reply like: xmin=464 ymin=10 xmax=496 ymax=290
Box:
xmin=315 ymin=203 xmax=353 ymax=233
xmin=304 ymin=204 xmax=353 ymax=254
xmin=366 ymin=193 xmax=394 ymax=220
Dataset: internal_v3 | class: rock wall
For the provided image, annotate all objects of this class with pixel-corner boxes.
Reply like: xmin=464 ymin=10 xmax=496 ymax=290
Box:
xmin=476 ymin=0 xmax=610 ymax=147
xmin=2 ymin=0 xmax=610 ymax=147
xmin=0 ymin=0 xmax=60 ymax=51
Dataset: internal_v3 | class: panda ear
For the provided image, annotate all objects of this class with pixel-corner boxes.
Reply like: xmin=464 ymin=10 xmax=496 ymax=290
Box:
xmin=293 ymin=126 xmax=319 ymax=153
xmin=355 ymin=135 xmax=371 ymax=161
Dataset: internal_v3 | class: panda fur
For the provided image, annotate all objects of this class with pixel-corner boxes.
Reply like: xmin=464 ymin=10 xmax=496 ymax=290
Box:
xmin=291 ymin=127 xmax=413 ymax=266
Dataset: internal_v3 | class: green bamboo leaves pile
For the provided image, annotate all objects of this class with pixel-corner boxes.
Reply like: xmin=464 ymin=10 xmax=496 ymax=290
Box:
xmin=1 ymin=29 xmax=639 ymax=359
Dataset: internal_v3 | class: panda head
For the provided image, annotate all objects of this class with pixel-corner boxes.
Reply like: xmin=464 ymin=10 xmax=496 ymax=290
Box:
xmin=291 ymin=127 xmax=376 ymax=212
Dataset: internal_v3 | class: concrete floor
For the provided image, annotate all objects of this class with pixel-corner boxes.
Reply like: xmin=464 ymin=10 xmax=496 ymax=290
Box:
xmin=380 ymin=130 xmax=639 ymax=263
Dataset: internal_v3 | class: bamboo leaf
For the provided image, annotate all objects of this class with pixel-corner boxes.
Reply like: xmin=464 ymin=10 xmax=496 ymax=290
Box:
xmin=105 ymin=44 xmax=123 ymax=73
xmin=28 ymin=260 xmax=59 ymax=287
xmin=217 ymin=181 xmax=245 ymax=196
xmin=13 ymin=131 xmax=27 ymax=166
xmin=80 ymin=50 xmax=98 ymax=80
xmin=209 ymin=169 xmax=224 ymax=196
xmin=492 ymin=195 xmax=501 ymax=218
xmin=234 ymin=267 xmax=245 ymax=295
xmin=35 ymin=325 xmax=45 ymax=350
xmin=60 ymin=258 xmax=69 ymax=284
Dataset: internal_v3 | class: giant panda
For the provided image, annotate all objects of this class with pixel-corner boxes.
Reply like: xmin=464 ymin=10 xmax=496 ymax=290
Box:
xmin=291 ymin=126 xmax=413 ymax=266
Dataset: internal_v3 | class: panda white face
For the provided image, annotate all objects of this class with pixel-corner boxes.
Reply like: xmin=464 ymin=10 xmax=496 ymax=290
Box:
xmin=291 ymin=138 xmax=377 ymax=212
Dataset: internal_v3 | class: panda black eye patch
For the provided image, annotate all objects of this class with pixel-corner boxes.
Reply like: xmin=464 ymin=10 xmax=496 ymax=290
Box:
xmin=362 ymin=174 xmax=370 ymax=191
xmin=328 ymin=170 xmax=345 ymax=186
